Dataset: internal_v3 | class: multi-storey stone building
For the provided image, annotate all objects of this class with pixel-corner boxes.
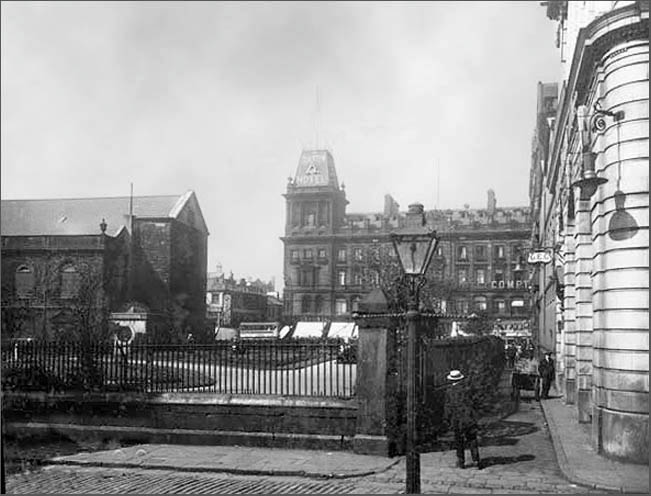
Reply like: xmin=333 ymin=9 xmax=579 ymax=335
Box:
xmin=532 ymin=0 xmax=648 ymax=463
xmin=205 ymin=268 xmax=276 ymax=329
xmin=1 ymin=191 xmax=208 ymax=342
xmin=529 ymin=81 xmax=561 ymax=354
xmin=281 ymin=150 xmax=532 ymax=334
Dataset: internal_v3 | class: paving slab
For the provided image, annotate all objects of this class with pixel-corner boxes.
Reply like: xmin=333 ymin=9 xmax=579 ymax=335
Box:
xmin=47 ymin=443 xmax=401 ymax=479
xmin=540 ymin=397 xmax=649 ymax=494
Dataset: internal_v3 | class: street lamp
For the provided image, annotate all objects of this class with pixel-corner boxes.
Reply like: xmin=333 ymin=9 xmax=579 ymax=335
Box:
xmin=390 ymin=203 xmax=438 ymax=495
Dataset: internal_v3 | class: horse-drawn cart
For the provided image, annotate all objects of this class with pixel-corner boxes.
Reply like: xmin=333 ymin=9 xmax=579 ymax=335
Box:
xmin=511 ymin=357 xmax=540 ymax=402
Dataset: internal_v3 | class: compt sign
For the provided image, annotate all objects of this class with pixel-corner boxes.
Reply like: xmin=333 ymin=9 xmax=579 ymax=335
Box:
xmin=528 ymin=250 xmax=552 ymax=264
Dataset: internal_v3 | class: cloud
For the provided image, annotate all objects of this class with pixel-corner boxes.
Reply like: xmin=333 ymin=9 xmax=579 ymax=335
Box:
xmin=1 ymin=1 xmax=560 ymax=287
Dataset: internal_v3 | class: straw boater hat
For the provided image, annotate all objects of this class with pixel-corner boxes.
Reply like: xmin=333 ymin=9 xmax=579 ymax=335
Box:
xmin=447 ymin=370 xmax=465 ymax=381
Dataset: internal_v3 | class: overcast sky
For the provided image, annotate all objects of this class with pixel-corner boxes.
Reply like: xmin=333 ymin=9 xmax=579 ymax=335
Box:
xmin=1 ymin=1 xmax=560 ymax=290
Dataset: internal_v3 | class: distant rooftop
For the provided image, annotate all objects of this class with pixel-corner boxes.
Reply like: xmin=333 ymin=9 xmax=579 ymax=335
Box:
xmin=1 ymin=192 xmax=199 ymax=237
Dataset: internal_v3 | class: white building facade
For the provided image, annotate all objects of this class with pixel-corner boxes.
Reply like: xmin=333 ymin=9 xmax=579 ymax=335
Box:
xmin=533 ymin=0 xmax=648 ymax=463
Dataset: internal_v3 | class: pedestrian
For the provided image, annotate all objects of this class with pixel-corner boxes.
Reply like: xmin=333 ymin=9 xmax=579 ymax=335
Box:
xmin=444 ymin=369 xmax=482 ymax=469
xmin=538 ymin=352 xmax=555 ymax=399
xmin=506 ymin=344 xmax=516 ymax=368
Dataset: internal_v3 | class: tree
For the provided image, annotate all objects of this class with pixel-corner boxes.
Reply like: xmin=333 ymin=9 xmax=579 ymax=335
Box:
xmin=366 ymin=242 xmax=460 ymax=314
xmin=164 ymin=292 xmax=192 ymax=344
xmin=46 ymin=261 xmax=111 ymax=389
xmin=463 ymin=311 xmax=494 ymax=336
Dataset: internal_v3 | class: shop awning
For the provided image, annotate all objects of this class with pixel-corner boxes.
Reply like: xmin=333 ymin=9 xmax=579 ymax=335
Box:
xmin=292 ymin=321 xmax=326 ymax=338
xmin=214 ymin=327 xmax=238 ymax=340
xmin=327 ymin=322 xmax=358 ymax=341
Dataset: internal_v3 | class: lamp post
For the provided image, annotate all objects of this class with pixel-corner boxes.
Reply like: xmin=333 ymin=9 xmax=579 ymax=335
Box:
xmin=390 ymin=203 xmax=439 ymax=495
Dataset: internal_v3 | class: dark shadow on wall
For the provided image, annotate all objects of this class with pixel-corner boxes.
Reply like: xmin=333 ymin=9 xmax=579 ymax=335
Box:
xmin=608 ymin=190 xmax=639 ymax=241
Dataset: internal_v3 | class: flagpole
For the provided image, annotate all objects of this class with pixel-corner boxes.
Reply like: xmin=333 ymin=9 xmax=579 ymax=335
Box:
xmin=128 ymin=183 xmax=134 ymax=301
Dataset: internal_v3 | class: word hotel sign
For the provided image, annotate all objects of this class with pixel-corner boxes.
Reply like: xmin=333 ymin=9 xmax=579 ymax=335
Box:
xmin=489 ymin=280 xmax=530 ymax=289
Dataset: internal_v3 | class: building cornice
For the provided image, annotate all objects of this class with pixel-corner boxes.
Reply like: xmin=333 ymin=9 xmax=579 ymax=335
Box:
xmin=1 ymin=234 xmax=106 ymax=252
xmin=572 ymin=1 xmax=649 ymax=106
xmin=281 ymin=229 xmax=531 ymax=245
xmin=546 ymin=1 xmax=648 ymax=195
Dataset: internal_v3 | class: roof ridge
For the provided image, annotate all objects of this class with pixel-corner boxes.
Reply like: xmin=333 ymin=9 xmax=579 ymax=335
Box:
xmin=1 ymin=194 xmax=182 ymax=202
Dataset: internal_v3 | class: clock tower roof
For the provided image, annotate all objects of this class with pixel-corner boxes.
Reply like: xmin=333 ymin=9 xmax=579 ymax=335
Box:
xmin=293 ymin=149 xmax=340 ymax=190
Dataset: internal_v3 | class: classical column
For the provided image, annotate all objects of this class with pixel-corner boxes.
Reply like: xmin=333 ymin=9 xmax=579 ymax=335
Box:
xmin=590 ymin=39 xmax=649 ymax=463
xmin=573 ymin=195 xmax=593 ymax=423
xmin=563 ymin=221 xmax=577 ymax=404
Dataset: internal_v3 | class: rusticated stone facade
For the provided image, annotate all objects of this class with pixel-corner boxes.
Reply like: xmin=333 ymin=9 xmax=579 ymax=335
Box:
xmin=533 ymin=0 xmax=648 ymax=463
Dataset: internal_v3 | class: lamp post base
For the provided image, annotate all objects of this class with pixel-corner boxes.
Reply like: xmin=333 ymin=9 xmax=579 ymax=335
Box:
xmin=406 ymin=451 xmax=421 ymax=494
xmin=406 ymin=305 xmax=421 ymax=494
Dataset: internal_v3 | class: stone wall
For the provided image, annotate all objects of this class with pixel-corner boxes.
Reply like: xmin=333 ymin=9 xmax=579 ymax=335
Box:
xmin=590 ymin=38 xmax=649 ymax=463
xmin=0 ymin=235 xmax=128 ymax=340
xmin=170 ymin=220 xmax=207 ymax=334
xmin=3 ymin=392 xmax=357 ymax=451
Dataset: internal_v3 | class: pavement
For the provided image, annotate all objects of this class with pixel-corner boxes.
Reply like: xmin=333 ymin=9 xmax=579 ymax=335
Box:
xmin=38 ymin=398 xmax=643 ymax=494
xmin=540 ymin=395 xmax=649 ymax=494
xmin=7 ymin=371 xmax=649 ymax=494
xmin=46 ymin=444 xmax=401 ymax=480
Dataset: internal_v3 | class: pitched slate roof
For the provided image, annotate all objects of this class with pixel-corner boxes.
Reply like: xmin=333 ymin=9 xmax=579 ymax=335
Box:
xmin=1 ymin=192 xmax=198 ymax=237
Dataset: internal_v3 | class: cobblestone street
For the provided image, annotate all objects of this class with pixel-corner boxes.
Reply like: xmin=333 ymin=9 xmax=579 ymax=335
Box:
xmin=6 ymin=467 xmax=367 ymax=495
xmin=5 ymin=399 xmax=614 ymax=494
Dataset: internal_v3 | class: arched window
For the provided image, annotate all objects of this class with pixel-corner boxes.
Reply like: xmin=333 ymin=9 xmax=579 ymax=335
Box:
xmin=352 ymin=296 xmax=362 ymax=312
xmin=15 ymin=265 xmax=34 ymax=298
xmin=60 ymin=265 xmax=80 ymax=298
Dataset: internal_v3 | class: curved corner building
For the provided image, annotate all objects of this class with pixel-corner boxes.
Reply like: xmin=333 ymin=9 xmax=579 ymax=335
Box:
xmin=532 ymin=0 xmax=648 ymax=463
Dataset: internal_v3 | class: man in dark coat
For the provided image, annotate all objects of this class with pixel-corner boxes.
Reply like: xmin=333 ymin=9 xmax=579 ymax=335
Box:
xmin=444 ymin=370 xmax=481 ymax=469
xmin=506 ymin=344 xmax=517 ymax=368
xmin=538 ymin=352 xmax=555 ymax=399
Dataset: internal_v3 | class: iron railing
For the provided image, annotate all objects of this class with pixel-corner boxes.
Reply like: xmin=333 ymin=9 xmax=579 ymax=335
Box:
xmin=1 ymin=340 xmax=357 ymax=398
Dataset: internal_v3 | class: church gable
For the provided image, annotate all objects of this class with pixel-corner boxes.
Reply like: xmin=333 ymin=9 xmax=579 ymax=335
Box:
xmin=169 ymin=191 xmax=209 ymax=234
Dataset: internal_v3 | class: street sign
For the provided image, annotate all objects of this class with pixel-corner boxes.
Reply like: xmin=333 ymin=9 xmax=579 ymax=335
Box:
xmin=528 ymin=250 xmax=552 ymax=264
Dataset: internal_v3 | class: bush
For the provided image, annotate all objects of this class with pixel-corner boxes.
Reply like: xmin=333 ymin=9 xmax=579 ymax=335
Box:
xmin=2 ymin=365 xmax=65 ymax=392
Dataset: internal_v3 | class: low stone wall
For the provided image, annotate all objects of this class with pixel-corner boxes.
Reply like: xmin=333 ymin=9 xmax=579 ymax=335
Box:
xmin=2 ymin=321 xmax=507 ymax=458
xmin=3 ymin=391 xmax=358 ymax=451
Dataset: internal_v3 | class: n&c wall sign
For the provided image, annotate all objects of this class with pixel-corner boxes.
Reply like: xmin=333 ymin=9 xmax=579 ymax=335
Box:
xmin=527 ymin=250 xmax=552 ymax=264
